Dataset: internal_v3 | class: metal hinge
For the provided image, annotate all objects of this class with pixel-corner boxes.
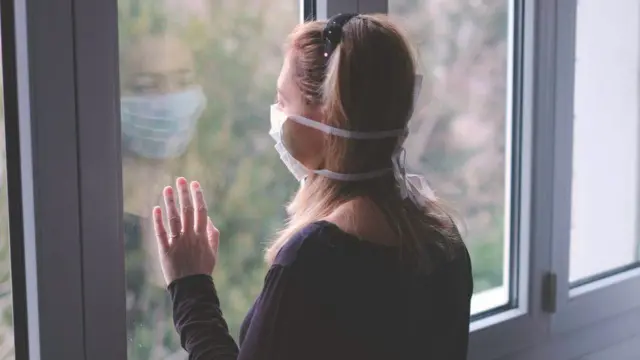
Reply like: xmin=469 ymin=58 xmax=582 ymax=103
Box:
xmin=542 ymin=272 xmax=557 ymax=313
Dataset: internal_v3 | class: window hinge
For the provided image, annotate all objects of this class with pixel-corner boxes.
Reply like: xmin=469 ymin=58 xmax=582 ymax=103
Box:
xmin=542 ymin=272 xmax=557 ymax=314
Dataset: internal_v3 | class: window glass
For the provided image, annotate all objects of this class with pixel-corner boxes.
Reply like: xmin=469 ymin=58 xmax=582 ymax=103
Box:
xmin=570 ymin=0 xmax=640 ymax=284
xmin=118 ymin=0 xmax=300 ymax=357
xmin=0 ymin=32 xmax=15 ymax=359
xmin=388 ymin=0 xmax=515 ymax=314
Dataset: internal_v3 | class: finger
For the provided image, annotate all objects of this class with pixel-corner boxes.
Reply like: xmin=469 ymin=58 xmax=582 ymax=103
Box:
xmin=163 ymin=186 xmax=181 ymax=239
xmin=176 ymin=177 xmax=194 ymax=233
xmin=152 ymin=206 xmax=170 ymax=250
xmin=191 ymin=181 xmax=208 ymax=235
xmin=207 ymin=217 xmax=220 ymax=254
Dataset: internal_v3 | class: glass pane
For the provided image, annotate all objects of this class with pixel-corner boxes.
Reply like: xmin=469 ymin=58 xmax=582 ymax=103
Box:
xmin=0 ymin=31 xmax=15 ymax=359
xmin=118 ymin=1 xmax=300 ymax=358
xmin=570 ymin=0 xmax=640 ymax=284
xmin=388 ymin=0 xmax=515 ymax=314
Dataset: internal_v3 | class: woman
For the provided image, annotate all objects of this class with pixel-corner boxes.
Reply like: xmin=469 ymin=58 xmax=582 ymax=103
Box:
xmin=153 ymin=13 xmax=473 ymax=360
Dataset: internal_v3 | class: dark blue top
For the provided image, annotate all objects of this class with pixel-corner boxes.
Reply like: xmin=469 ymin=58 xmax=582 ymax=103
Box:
xmin=169 ymin=220 xmax=473 ymax=359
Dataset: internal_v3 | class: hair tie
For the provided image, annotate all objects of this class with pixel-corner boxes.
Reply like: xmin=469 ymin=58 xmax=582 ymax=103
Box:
xmin=322 ymin=13 xmax=359 ymax=59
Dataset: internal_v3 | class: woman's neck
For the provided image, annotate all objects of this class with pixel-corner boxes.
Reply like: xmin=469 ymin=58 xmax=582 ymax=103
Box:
xmin=324 ymin=197 xmax=400 ymax=247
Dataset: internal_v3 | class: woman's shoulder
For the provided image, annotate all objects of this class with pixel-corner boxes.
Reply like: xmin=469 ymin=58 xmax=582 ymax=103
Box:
xmin=273 ymin=220 xmax=348 ymax=267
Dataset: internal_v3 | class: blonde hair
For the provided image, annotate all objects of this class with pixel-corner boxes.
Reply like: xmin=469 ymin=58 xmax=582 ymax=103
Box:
xmin=266 ymin=14 xmax=459 ymax=272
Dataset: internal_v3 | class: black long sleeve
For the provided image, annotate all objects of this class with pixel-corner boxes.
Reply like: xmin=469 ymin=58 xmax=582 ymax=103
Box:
xmin=168 ymin=221 xmax=473 ymax=360
xmin=168 ymin=274 xmax=239 ymax=359
xmin=169 ymin=259 xmax=324 ymax=360
xmin=167 ymin=223 xmax=337 ymax=360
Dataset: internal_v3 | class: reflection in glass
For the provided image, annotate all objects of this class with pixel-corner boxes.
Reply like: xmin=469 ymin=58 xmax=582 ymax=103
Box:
xmin=389 ymin=0 xmax=513 ymax=313
xmin=119 ymin=1 xmax=300 ymax=358
xmin=0 ymin=31 xmax=15 ymax=359
xmin=570 ymin=0 xmax=640 ymax=284
xmin=121 ymin=34 xmax=206 ymax=160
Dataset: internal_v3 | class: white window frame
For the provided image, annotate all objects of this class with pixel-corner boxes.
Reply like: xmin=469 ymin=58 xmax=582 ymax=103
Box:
xmin=365 ymin=0 xmax=640 ymax=357
xmin=356 ymin=0 xmax=553 ymax=358
xmin=548 ymin=0 xmax=640 ymax=336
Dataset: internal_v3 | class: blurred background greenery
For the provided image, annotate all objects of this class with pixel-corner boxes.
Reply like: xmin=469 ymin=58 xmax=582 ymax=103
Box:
xmin=0 ymin=0 xmax=510 ymax=359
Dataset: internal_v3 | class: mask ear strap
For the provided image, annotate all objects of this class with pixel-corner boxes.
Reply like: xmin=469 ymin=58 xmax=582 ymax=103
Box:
xmin=393 ymin=144 xmax=435 ymax=205
xmin=393 ymin=147 xmax=409 ymax=199
xmin=288 ymin=114 xmax=407 ymax=139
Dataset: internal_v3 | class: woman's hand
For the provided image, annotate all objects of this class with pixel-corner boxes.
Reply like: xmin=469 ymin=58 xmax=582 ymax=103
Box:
xmin=152 ymin=177 xmax=220 ymax=286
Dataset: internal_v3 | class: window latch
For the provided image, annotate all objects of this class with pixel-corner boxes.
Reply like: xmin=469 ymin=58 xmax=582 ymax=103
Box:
xmin=542 ymin=272 xmax=557 ymax=313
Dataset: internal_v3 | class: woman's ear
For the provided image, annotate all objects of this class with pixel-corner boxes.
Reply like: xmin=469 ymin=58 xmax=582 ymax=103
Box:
xmin=303 ymin=106 xmax=327 ymax=169
xmin=304 ymin=105 xmax=325 ymax=125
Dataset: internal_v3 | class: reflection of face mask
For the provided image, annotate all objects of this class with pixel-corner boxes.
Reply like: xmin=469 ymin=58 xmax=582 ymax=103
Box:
xmin=120 ymin=86 xmax=206 ymax=159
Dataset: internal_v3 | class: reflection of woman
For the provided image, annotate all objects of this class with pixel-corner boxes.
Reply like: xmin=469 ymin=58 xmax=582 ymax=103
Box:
xmin=120 ymin=34 xmax=206 ymax=287
xmin=154 ymin=15 xmax=472 ymax=359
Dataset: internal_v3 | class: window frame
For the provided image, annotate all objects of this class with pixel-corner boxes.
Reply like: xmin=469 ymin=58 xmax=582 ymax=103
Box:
xmin=2 ymin=0 xmax=125 ymax=358
xmin=1 ymin=0 xmax=30 ymax=357
xmin=469 ymin=0 xmax=551 ymax=357
xmin=302 ymin=0 xmax=316 ymax=20
xmin=4 ymin=0 xmax=90 ymax=357
xmin=316 ymin=0 xmax=358 ymax=19
xmin=372 ymin=0 xmax=640 ymax=356
xmin=548 ymin=0 xmax=640 ymax=336
xmin=360 ymin=0 xmax=552 ymax=358
xmin=73 ymin=0 xmax=127 ymax=357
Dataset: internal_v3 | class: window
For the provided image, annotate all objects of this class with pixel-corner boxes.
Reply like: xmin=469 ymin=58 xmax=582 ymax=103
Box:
xmin=10 ymin=0 xmax=640 ymax=358
xmin=0 ymin=35 xmax=15 ymax=360
xmin=569 ymin=0 xmax=640 ymax=285
xmin=118 ymin=0 xmax=301 ymax=357
xmin=388 ymin=0 xmax=516 ymax=315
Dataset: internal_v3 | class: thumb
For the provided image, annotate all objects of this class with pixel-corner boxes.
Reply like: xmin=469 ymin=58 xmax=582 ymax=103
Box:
xmin=207 ymin=217 xmax=220 ymax=253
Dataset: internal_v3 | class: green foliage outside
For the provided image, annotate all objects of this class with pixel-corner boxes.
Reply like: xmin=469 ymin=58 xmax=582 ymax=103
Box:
xmin=119 ymin=1 xmax=510 ymax=358
xmin=0 ymin=73 xmax=14 ymax=359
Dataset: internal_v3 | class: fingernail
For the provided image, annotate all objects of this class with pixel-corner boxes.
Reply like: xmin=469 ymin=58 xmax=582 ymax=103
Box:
xmin=177 ymin=177 xmax=187 ymax=185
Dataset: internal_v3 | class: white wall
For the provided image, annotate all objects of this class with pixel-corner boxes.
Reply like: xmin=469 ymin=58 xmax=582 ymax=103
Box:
xmin=570 ymin=0 xmax=640 ymax=282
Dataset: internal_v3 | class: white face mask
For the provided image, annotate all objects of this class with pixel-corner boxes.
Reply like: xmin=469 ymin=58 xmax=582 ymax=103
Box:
xmin=120 ymin=86 xmax=206 ymax=159
xmin=269 ymin=105 xmax=407 ymax=182
xmin=268 ymin=74 xmax=435 ymax=203
xmin=269 ymin=74 xmax=423 ymax=180
xmin=269 ymin=105 xmax=435 ymax=204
